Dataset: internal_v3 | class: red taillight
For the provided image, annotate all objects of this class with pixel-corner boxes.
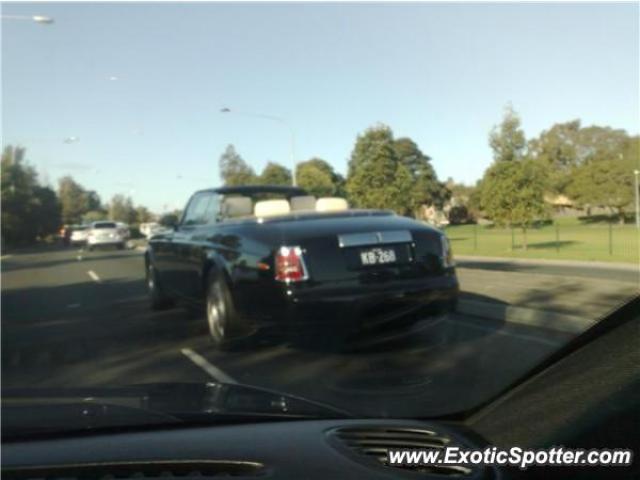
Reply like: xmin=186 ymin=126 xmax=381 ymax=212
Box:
xmin=275 ymin=246 xmax=308 ymax=283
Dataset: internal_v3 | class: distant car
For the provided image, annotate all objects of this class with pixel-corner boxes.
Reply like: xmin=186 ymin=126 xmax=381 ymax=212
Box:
xmin=69 ymin=225 xmax=89 ymax=246
xmin=146 ymin=185 xmax=459 ymax=349
xmin=87 ymin=221 xmax=126 ymax=251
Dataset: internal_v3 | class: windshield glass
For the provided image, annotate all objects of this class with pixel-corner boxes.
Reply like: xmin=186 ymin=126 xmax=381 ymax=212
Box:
xmin=92 ymin=222 xmax=117 ymax=229
xmin=1 ymin=2 xmax=638 ymax=432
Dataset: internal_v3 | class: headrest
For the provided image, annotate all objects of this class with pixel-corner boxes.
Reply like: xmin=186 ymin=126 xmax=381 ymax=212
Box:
xmin=316 ymin=197 xmax=349 ymax=212
xmin=222 ymin=196 xmax=252 ymax=218
xmin=254 ymin=199 xmax=291 ymax=218
xmin=290 ymin=195 xmax=317 ymax=211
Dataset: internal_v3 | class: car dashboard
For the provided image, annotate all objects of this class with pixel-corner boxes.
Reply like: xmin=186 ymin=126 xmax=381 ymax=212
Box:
xmin=2 ymin=419 xmax=502 ymax=480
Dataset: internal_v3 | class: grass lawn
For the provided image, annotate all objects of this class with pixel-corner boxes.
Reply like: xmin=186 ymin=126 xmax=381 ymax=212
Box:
xmin=444 ymin=217 xmax=639 ymax=264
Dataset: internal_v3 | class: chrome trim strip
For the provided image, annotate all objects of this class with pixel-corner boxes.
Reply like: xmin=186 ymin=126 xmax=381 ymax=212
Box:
xmin=338 ymin=230 xmax=412 ymax=248
xmin=380 ymin=230 xmax=413 ymax=244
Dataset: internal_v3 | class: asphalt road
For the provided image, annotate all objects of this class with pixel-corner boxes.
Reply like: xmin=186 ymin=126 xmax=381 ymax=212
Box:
xmin=3 ymin=245 xmax=626 ymax=417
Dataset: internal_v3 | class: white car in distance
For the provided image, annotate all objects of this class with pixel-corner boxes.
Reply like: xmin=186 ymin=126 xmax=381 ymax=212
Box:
xmin=69 ymin=225 xmax=90 ymax=246
xmin=87 ymin=221 xmax=127 ymax=251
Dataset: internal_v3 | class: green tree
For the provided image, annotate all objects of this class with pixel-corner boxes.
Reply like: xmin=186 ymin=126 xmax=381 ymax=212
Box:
xmin=446 ymin=179 xmax=477 ymax=203
xmin=468 ymin=180 xmax=485 ymax=219
xmin=33 ymin=186 xmax=62 ymax=238
xmin=566 ymin=154 xmax=635 ymax=224
xmin=488 ymin=104 xmax=526 ymax=163
xmin=1 ymin=146 xmax=61 ymax=245
xmin=445 ymin=179 xmax=478 ymax=223
xmin=346 ymin=125 xmax=414 ymax=214
xmin=528 ymin=121 xmax=631 ymax=196
xmin=135 ymin=206 xmax=154 ymax=224
xmin=219 ymin=144 xmax=257 ymax=186
xmin=623 ymin=135 xmax=640 ymax=168
xmin=85 ymin=190 xmax=102 ymax=211
xmin=347 ymin=124 xmax=395 ymax=177
xmin=83 ymin=210 xmax=108 ymax=223
xmin=557 ymin=128 xmax=637 ymax=222
xmin=480 ymin=160 xmax=549 ymax=249
xmin=346 ymin=125 xmax=446 ymax=216
xmin=448 ymin=205 xmax=471 ymax=225
xmin=479 ymin=107 xmax=549 ymax=249
xmin=528 ymin=120 xmax=582 ymax=193
xmin=296 ymin=163 xmax=335 ymax=197
xmin=295 ymin=158 xmax=344 ymax=197
xmin=108 ymin=194 xmax=136 ymax=224
xmin=58 ymin=176 xmax=90 ymax=224
xmin=575 ymin=126 xmax=628 ymax=164
xmin=2 ymin=146 xmax=35 ymax=244
xmin=394 ymin=137 xmax=449 ymax=214
xmin=259 ymin=162 xmax=292 ymax=186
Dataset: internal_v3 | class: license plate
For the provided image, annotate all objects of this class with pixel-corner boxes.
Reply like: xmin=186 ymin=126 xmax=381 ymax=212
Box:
xmin=359 ymin=248 xmax=397 ymax=266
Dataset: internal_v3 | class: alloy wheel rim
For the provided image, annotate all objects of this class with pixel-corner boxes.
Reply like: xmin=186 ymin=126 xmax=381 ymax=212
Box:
xmin=208 ymin=285 xmax=225 ymax=338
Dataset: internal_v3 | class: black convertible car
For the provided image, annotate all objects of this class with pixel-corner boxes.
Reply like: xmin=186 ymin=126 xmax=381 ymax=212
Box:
xmin=145 ymin=185 xmax=458 ymax=347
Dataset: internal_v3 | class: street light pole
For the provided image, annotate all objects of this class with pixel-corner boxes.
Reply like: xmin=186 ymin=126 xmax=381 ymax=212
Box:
xmin=1 ymin=15 xmax=54 ymax=24
xmin=220 ymin=107 xmax=297 ymax=187
xmin=634 ymin=169 xmax=640 ymax=229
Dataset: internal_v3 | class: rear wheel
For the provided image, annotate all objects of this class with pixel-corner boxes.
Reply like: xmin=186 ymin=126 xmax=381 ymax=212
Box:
xmin=206 ymin=272 xmax=247 ymax=350
xmin=147 ymin=261 xmax=174 ymax=310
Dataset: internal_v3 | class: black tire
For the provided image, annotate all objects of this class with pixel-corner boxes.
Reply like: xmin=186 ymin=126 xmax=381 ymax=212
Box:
xmin=87 ymin=245 xmax=93 ymax=252
xmin=147 ymin=261 xmax=174 ymax=310
xmin=117 ymin=242 xmax=125 ymax=250
xmin=206 ymin=271 xmax=247 ymax=350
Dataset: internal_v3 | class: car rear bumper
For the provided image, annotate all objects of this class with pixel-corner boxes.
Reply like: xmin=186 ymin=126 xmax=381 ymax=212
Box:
xmin=88 ymin=238 xmax=124 ymax=246
xmin=252 ymin=274 xmax=459 ymax=335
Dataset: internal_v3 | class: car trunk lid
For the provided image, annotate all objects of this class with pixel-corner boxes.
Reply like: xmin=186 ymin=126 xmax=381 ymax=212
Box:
xmin=263 ymin=210 xmax=444 ymax=283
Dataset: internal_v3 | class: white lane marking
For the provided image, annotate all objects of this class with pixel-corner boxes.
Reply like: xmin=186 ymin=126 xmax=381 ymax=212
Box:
xmin=66 ymin=303 xmax=81 ymax=309
xmin=181 ymin=347 xmax=237 ymax=384
xmin=87 ymin=270 xmax=101 ymax=282
xmin=456 ymin=319 xmax=564 ymax=347
xmin=1 ymin=255 xmax=13 ymax=260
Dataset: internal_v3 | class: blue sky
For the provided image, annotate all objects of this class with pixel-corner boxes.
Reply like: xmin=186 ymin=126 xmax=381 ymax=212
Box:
xmin=2 ymin=2 xmax=638 ymax=213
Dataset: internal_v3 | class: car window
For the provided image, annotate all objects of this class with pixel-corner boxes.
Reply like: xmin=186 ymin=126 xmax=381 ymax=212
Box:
xmin=203 ymin=194 xmax=221 ymax=224
xmin=182 ymin=193 xmax=213 ymax=226
xmin=92 ymin=222 xmax=117 ymax=229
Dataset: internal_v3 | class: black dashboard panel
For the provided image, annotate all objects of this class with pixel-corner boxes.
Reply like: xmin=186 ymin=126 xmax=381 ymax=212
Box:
xmin=2 ymin=419 xmax=501 ymax=480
